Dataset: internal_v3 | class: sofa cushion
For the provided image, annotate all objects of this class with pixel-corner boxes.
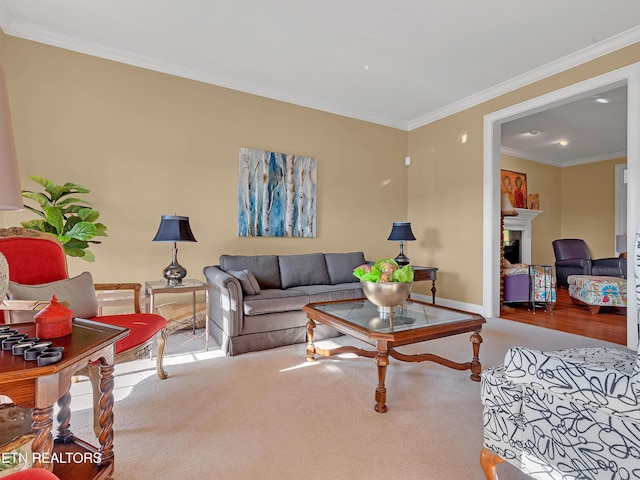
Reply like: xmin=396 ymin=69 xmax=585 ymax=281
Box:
xmin=227 ymin=269 xmax=261 ymax=295
xmin=278 ymin=253 xmax=330 ymax=289
xmin=243 ymin=289 xmax=310 ymax=316
xmin=6 ymin=271 xmax=98 ymax=322
xmin=295 ymin=283 xmax=364 ymax=303
xmin=220 ymin=254 xmax=281 ymax=289
xmin=324 ymin=252 xmax=366 ymax=284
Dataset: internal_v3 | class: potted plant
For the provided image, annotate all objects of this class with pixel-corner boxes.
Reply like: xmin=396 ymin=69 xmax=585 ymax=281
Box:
xmin=21 ymin=175 xmax=107 ymax=261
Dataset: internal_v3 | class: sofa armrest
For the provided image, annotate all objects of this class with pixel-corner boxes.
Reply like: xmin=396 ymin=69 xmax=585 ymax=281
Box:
xmin=203 ymin=265 xmax=244 ymax=337
xmin=554 ymin=258 xmax=591 ymax=269
xmin=503 ymin=346 xmax=639 ymax=417
xmin=592 ymin=257 xmax=627 ymax=277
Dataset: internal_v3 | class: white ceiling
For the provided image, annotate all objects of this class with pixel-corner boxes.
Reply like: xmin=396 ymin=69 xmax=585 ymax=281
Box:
xmin=0 ymin=1 xmax=638 ymax=164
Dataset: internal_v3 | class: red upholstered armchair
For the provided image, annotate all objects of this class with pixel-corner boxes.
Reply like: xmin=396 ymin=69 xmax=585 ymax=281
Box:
xmin=3 ymin=469 xmax=60 ymax=480
xmin=0 ymin=227 xmax=168 ymax=433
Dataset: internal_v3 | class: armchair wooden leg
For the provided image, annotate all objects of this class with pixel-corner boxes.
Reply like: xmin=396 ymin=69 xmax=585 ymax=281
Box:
xmin=481 ymin=446 xmax=504 ymax=480
xmin=156 ymin=328 xmax=168 ymax=380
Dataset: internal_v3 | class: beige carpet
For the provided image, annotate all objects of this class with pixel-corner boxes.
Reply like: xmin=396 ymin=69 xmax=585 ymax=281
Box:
xmin=65 ymin=317 xmax=623 ymax=480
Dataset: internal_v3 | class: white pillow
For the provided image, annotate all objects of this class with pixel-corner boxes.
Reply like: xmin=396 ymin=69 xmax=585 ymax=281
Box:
xmin=7 ymin=271 xmax=98 ymax=322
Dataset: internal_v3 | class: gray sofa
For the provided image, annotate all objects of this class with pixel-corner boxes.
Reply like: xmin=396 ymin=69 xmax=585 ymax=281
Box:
xmin=203 ymin=252 xmax=366 ymax=356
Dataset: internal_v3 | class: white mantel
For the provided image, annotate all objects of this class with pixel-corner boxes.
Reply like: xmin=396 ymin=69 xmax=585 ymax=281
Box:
xmin=503 ymin=208 xmax=542 ymax=264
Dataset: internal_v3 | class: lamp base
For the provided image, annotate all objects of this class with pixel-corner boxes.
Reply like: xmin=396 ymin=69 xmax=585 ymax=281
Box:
xmin=162 ymin=244 xmax=187 ymax=286
xmin=394 ymin=240 xmax=410 ymax=266
xmin=394 ymin=254 xmax=410 ymax=266
xmin=162 ymin=266 xmax=186 ymax=286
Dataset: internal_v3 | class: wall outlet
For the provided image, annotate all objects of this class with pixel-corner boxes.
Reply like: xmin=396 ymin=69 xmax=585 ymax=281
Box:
xmin=405 ymin=156 xmax=411 ymax=166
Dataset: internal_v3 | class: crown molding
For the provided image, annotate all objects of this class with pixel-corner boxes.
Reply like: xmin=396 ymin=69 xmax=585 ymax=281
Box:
xmin=501 ymin=146 xmax=628 ymax=167
xmin=0 ymin=14 xmax=409 ymax=130
xmin=1 ymin=4 xmax=639 ymax=132
xmin=408 ymin=26 xmax=640 ymax=131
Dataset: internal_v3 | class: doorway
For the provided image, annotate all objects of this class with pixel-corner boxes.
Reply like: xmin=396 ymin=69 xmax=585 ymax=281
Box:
xmin=483 ymin=63 xmax=640 ymax=349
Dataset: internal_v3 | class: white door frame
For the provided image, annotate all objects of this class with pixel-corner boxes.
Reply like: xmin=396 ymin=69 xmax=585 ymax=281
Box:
xmin=483 ymin=63 xmax=640 ymax=349
xmin=615 ymin=163 xmax=628 ymax=251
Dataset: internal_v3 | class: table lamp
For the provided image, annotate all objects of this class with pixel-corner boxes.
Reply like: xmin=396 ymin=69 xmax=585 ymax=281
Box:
xmin=152 ymin=215 xmax=197 ymax=286
xmin=387 ymin=221 xmax=416 ymax=266
xmin=0 ymin=65 xmax=22 ymax=300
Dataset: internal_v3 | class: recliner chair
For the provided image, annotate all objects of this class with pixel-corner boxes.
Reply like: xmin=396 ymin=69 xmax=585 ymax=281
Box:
xmin=552 ymin=238 xmax=626 ymax=288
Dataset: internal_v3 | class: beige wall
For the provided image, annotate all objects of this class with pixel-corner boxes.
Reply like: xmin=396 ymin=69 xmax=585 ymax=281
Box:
xmin=408 ymin=43 xmax=640 ymax=305
xmin=501 ymin=155 xmax=626 ymax=266
xmin=561 ymin=157 xmax=627 ymax=257
xmin=1 ymin=36 xmax=408 ymax=284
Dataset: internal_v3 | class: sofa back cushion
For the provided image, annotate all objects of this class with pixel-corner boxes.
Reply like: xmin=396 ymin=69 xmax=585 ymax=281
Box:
xmin=324 ymin=252 xmax=366 ymax=284
xmin=220 ymin=255 xmax=281 ymax=289
xmin=279 ymin=253 xmax=330 ymax=289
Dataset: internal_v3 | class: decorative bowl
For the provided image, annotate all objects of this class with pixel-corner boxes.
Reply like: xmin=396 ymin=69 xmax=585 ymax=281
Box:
xmin=361 ymin=281 xmax=412 ymax=314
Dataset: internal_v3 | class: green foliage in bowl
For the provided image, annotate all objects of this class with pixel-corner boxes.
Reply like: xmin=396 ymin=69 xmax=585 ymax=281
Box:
xmin=352 ymin=258 xmax=414 ymax=283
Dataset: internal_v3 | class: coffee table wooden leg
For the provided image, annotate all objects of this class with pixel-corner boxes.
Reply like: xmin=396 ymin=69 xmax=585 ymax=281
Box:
xmin=470 ymin=331 xmax=483 ymax=381
xmin=374 ymin=346 xmax=389 ymax=413
xmin=306 ymin=319 xmax=316 ymax=362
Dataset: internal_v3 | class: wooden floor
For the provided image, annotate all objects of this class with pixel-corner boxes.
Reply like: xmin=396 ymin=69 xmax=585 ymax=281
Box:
xmin=500 ymin=287 xmax=627 ymax=345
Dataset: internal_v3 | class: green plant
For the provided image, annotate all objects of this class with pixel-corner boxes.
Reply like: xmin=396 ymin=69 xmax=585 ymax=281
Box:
xmin=352 ymin=258 xmax=414 ymax=283
xmin=21 ymin=175 xmax=107 ymax=262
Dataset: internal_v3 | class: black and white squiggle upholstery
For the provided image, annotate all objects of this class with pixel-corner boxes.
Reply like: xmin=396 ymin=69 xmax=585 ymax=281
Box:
xmin=481 ymin=345 xmax=640 ymax=479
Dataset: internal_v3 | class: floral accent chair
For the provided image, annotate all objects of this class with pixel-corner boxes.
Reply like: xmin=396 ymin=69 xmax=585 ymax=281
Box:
xmin=480 ymin=345 xmax=640 ymax=479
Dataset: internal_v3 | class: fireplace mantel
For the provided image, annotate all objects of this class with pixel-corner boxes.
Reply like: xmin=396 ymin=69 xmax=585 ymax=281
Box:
xmin=503 ymin=208 xmax=542 ymax=264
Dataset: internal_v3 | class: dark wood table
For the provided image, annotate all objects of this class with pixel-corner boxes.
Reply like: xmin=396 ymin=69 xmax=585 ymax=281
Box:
xmin=0 ymin=319 xmax=129 ymax=479
xmin=304 ymin=297 xmax=485 ymax=413
xmin=412 ymin=266 xmax=438 ymax=303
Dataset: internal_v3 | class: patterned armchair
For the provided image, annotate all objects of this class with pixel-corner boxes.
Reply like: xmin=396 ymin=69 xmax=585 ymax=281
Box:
xmin=480 ymin=345 xmax=640 ymax=479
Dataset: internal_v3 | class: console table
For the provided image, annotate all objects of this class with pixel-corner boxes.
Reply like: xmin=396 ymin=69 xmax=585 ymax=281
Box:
xmin=412 ymin=266 xmax=438 ymax=303
xmin=0 ymin=319 xmax=129 ymax=479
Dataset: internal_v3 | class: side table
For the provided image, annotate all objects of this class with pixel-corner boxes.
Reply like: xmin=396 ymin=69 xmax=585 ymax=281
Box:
xmin=412 ymin=266 xmax=439 ymax=304
xmin=0 ymin=319 xmax=129 ymax=479
xmin=145 ymin=279 xmax=210 ymax=351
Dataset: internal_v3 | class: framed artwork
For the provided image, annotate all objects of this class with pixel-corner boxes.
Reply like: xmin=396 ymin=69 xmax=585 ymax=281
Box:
xmin=528 ymin=193 xmax=540 ymax=210
xmin=500 ymin=169 xmax=528 ymax=209
xmin=238 ymin=147 xmax=317 ymax=237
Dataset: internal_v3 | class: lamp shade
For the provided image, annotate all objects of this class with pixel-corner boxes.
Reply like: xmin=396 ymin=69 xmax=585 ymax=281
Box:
xmin=152 ymin=215 xmax=197 ymax=243
xmin=500 ymin=193 xmax=518 ymax=217
xmin=387 ymin=222 xmax=416 ymax=242
xmin=0 ymin=65 xmax=22 ymax=211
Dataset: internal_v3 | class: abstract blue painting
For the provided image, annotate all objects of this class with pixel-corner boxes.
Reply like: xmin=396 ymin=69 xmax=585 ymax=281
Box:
xmin=238 ymin=147 xmax=317 ymax=237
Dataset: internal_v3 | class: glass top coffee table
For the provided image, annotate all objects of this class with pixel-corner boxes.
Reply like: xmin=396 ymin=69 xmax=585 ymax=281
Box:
xmin=303 ymin=298 xmax=486 ymax=413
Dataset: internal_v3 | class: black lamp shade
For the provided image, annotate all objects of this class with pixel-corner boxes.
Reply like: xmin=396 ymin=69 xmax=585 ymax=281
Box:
xmin=152 ymin=215 xmax=197 ymax=243
xmin=387 ymin=222 xmax=416 ymax=242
